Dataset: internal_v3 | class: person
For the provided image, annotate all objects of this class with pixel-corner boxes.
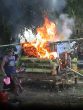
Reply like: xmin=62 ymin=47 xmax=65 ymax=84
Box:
xmin=67 ymin=53 xmax=71 ymax=68
xmin=1 ymin=48 xmax=22 ymax=95
xmin=56 ymin=58 xmax=60 ymax=75
xmin=51 ymin=58 xmax=59 ymax=75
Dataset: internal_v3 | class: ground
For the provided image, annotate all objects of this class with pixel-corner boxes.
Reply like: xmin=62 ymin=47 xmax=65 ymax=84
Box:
xmin=6 ymin=79 xmax=83 ymax=108
xmin=0 ymin=68 xmax=83 ymax=109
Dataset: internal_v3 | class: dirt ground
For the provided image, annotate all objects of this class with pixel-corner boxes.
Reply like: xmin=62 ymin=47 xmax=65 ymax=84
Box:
xmin=6 ymin=80 xmax=83 ymax=108
xmin=0 ymin=74 xmax=83 ymax=109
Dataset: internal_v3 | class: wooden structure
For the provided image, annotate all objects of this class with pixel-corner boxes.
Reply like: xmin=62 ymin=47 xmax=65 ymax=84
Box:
xmin=18 ymin=57 xmax=71 ymax=88
xmin=19 ymin=57 xmax=55 ymax=81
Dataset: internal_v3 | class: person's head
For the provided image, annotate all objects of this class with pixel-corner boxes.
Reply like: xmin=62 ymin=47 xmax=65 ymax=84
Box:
xmin=7 ymin=48 xmax=14 ymax=56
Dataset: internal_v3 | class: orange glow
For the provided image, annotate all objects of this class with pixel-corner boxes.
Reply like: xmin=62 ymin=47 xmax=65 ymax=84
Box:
xmin=22 ymin=17 xmax=59 ymax=59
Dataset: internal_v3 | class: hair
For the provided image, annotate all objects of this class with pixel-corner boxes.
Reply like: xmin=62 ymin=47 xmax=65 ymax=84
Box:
xmin=6 ymin=48 xmax=14 ymax=54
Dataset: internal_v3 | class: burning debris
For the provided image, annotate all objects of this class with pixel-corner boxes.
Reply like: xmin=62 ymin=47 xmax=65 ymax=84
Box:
xmin=21 ymin=42 xmax=39 ymax=57
xmin=18 ymin=14 xmax=74 ymax=60
xmin=19 ymin=17 xmax=58 ymax=59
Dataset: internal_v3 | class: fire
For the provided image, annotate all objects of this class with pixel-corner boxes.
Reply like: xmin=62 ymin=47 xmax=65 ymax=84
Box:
xmin=21 ymin=17 xmax=59 ymax=59
xmin=36 ymin=17 xmax=58 ymax=42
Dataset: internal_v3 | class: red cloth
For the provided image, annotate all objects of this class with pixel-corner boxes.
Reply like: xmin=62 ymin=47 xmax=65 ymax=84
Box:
xmin=0 ymin=91 xmax=8 ymax=103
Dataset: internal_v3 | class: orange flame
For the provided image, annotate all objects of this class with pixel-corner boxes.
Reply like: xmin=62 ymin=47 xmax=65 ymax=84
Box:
xmin=22 ymin=17 xmax=59 ymax=59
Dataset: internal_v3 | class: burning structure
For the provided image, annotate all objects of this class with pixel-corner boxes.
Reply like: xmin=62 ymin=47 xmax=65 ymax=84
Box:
xmin=18 ymin=16 xmax=73 ymax=73
xmin=18 ymin=15 xmax=73 ymax=70
xmin=17 ymin=16 xmax=74 ymax=81
xmin=20 ymin=17 xmax=58 ymax=59
xmin=17 ymin=17 xmax=60 ymax=82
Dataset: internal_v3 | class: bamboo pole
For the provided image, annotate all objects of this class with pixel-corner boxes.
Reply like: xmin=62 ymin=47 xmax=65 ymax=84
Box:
xmin=0 ymin=43 xmax=20 ymax=48
xmin=67 ymin=67 xmax=83 ymax=77
xmin=0 ymin=38 xmax=83 ymax=48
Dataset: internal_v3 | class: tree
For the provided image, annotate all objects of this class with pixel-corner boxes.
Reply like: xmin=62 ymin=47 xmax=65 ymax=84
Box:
xmin=0 ymin=16 xmax=11 ymax=44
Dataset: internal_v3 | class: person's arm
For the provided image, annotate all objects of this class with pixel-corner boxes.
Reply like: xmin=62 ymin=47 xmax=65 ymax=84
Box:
xmin=15 ymin=54 xmax=19 ymax=62
xmin=16 ymin=55 xmax=19 ymax=62
xmin=1 ymin=56 xmax=7 ymax=76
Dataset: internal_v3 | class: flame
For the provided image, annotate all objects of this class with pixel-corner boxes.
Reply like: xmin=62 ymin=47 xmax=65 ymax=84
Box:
xmin=21 ymin=17 xmax=59 ymax=59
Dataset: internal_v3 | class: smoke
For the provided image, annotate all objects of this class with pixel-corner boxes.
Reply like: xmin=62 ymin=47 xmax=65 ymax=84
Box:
xmin=1 ymin=0 xmax=67 ymax=31
xmin=43 ymin=0 xmax=75 ymax=40
xmin=45 ymin=0 xmax=67 ymax=13
xmin=0 ymin=0 xmax=74 ymax=42
xmin=57 ymin=14 xmax=75 ymax=40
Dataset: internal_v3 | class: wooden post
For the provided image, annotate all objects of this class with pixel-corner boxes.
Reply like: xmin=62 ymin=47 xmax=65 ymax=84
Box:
xmin=74 ymin=75 xmax=78 ymax=84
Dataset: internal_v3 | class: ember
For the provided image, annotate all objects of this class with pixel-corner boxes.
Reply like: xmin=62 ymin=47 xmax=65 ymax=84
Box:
xmin=21 ymin=43 xmax=39 ymax=57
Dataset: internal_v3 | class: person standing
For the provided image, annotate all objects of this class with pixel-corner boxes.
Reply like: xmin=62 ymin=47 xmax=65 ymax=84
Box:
xmin=1 ymin=48 xmax=22 ymax=95
xmin=51 ymin=58 xmax=59 ymax=75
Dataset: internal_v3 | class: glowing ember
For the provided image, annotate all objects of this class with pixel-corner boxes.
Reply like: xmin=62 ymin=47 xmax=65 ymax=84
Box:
xmin=21 ymin=17 xmax=59 ymax=59
xmin=21 ymin=43 xmax=39 ymax=57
